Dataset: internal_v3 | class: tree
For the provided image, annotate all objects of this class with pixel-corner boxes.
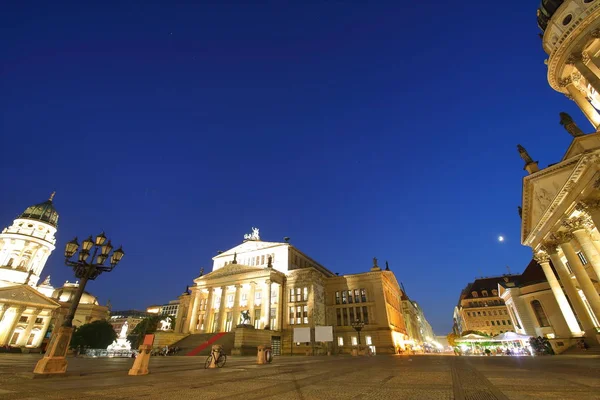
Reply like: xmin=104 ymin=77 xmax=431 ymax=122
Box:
xmin=70 ymin=320 xmax=117 ymax=349
xmin=129 ymin=315 xmax=175 ymax=348
xmin=447 ymin=333 xmax=457 ymax=347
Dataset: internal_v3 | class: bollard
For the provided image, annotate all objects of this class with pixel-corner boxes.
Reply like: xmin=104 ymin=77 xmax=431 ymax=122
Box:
xmin=129 ymin=334 xmax=155 ymax=376
xmin=257 ymin=344 xmax=272 ymax=365
xmin=208 ymin=344 xmax=223 ymax=369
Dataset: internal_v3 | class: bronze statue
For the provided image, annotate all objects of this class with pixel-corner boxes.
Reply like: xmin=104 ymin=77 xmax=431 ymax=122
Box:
xmin=372 ymin=257 xmax=378 ymax=267
xmin=199 ymin=267 xmax=204 ymax=276
xmin=517 ymin=144 xmax=534 ymax=164
xmin=232 ymin=252 xmax=237 ymax=264
xmin=385 ymin=261 xmax=390 ymax=271
xmin=267 ymin=255 xmax=273 ymax=268
xmin=559 ymin=112 xmax=584 ymax=137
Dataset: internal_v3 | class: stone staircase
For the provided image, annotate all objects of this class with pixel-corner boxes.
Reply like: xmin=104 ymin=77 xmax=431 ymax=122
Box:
xmin=561 ymin=339 xmax=600 ymax=355
xmin=171 ymin=332 xmax=235 ymax=356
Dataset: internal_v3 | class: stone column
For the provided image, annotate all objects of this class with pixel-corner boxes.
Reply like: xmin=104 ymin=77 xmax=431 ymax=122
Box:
xmin=574 ymin=56 xmax=600 ymax=94
xmin=0 ymin=306 xmax=26 ymax=346
xmin=216 ymin=286 xmax=227 ymax=332
xmin=187 ymin=288 xmax=201 ymax=334
xmin=567 ymin=216 xmax=600 ymax=281
xmin=533 ymin=252 xmax=582 ymax=334
xmin=544 ymin=243 xmax=596 ymax=331
xmin=265 ymin=280 xmax=272 ymax=329
xmin=0 ymin=303 xmax=8 ymax=324
xmin=556 ymin=233 xmax=600 ymax=322
xmin=277 ymin=282 xmax=283 ymax=330
xmin=34 ymin=315 xmax=52 ymax=348
xmin=18 ymin=308 xmax=42 ymax=347
xmin=563 ymin=77 xmax=600 ymax=129
xmin=577 ymin=200 xmax=600 ymax=234
xmin=232 ymin=284 xmax=242 ymax=328
xmin=202 ymin=288 xmax=214 ymax=333
xmin=248 ymin=282 xmax=256 ymax=326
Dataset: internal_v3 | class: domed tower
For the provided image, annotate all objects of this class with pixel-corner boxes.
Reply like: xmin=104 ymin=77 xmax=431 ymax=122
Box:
xmin=0 ymin=193 xmax=59 ymax=288
xmin=539 ymin=0 xmax=600 ymax=129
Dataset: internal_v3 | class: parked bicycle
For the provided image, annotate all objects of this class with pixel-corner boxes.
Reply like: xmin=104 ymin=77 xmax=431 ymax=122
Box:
xmin=204 ymin=348 xmax=227 ymax=369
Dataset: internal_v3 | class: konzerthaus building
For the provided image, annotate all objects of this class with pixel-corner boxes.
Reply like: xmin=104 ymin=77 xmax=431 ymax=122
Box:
xmin=174 ymin=228 xmax=413 ymax=354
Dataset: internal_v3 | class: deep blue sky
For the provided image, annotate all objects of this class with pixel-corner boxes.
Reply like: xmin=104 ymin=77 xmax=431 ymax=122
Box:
xmin=0 ymin=1 xmax=588 ymax=335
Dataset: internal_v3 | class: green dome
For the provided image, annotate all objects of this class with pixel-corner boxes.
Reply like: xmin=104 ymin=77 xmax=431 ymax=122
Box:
xmin=19 ymin=193 xmax=59 ymax=227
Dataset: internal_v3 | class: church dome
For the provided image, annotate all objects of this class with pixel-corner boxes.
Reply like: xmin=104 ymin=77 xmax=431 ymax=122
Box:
xmin=52 ymin=281 xmax=99 ymax=305
xmin=19 ymin=193 xmax=59 ymax=227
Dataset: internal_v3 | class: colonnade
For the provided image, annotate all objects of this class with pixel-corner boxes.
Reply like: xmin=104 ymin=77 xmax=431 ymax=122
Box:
xmin=534 ymin=202 xmax=600 ymax=337
xmin=183 ymin=279 xmax=284 ymax=334
xmin=0 ymin=303 xmax=51 ymax=347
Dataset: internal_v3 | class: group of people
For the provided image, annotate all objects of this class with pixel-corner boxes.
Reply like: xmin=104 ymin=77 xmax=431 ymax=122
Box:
xmin=150 ymin=346 xmax=180 ymax=356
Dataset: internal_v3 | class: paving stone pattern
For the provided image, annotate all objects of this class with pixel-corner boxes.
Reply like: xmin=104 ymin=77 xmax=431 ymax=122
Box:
xmin=0 ymin=354 xmax=598 ymax=399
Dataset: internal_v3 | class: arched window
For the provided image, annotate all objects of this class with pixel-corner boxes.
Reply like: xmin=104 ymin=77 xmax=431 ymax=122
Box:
xmin=482 ymin=290 xmax=488 ymax=297
xmin=471 ymin=291 xmax=478 ymax=298
xmin=531 ymin=300 xmax=550 ymax=327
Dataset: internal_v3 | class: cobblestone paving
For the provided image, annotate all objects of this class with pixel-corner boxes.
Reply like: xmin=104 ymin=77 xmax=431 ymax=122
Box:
xmin=0 ymin=354 xmax=598 ymax=399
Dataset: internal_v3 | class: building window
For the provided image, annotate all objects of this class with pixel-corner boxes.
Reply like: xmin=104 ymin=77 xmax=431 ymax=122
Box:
xmin=303 ymin=287 xmax=308 ymax=301
xmin=491 ymin=321 xmax=495 ymax=326
xmin=360 ymin=289 xmax=367 ymax=302
xmin=342 ymin=291 xmax=347 ymax=304
xmin=472 ymin=291 xmax=478 ymax=298
xmin=254 ymin=309 xmax=261 ymax=329
xmin=466 ymin=312 xmax=471 ymax=317
xmin=348 ymin=290 xmax=353 ymax=304
xmin=349 ymin=307 xmax=355 ymax=322
xmin=303 ymin=305 xmax=308 ymax=324
xmin=482 ymin=290 xmax=488 ymax=297
xmin=19 ymin=316 xmax=28 ymax=323
xmin=354 ymin=289 xmax=360 ymax=303
xmin=492 ymin=289 xmax=498 ymax=296
xmin=531 ymin=300 xmax=550 ymax=327
xmin=290 ymin=289 xmax=296 ymax=302
xmin=261 ymin=255 xmax=265 ymax=265
xmin=35 ymin=318 xmax=43 ymax=324
xmin=577 ymin=251 xmax=588 ymax=265
xmin=335 ymin=291 xmax=340 ymax=305
xmin=565 ymin=261 xmax=572 ymax=274
xmin=356 ymin=307 xmax=361 ymax=322
xmin=336 ymin=309 xmax=342 ymax=326
xmin=351 ymin=336 xmax=358 ymax=346
xmin=9 ymin=332 xmax=19 ymax=345
xmin=482 ymin=311 xmax=486 ymax=316
xmin=338 ymin=337 xmax=344 ymax=346
xmin=296 ymin=288 xmax=302 ymax=302
xmin=507 ymin=319 xmax=512 ymax=325
xmin=502 ymin=320 xmax=506 ymax=325
xmin=27 ymin=333 xmax=35 ymax=346
xmin=343 ymin=308 xmax=349 ymax=325
xmin=362 ymin=306 xmax=369 ymax=324
xmin=296 ymin=306 xmax=302 ymax=324
xmin=365 ymin=336 xmax=372 ymax=345
xmin=486 ymin=321 xmax=490 ymax=326
xmin=289 ymin=307 xmax=295 ymax=325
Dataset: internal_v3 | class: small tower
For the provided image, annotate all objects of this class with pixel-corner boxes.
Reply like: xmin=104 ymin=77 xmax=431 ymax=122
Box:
xmin=0 ymin=193 xmax=59 ymax=287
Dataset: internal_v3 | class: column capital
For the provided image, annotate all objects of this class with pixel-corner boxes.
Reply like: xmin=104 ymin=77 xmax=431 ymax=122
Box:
xmin=265 ymin=279 xmax=272 ymax=285
xmin=551 ymin=231 xmax=574 ymax=244
xmin=591 ymin=28 xmax=600 ymax=39
xmin=533 ymin=251 xmax=550 ymax=264
xmin=541 ymin=241 xmax=560 ymax=254
xmin=234 ymin=284 xmax=241 ymax=289
xmin=566 ymin=52 xmax=583 ymax=65
xmin=14 ymin=305 xmax=27 ymax=313
xmin=576 ymin=199 xmax=600 ymax=213
xmin=559 ymin=76 xmax=573 ymax=87
xmin=563 ymin=215 xmax=593 ymax=232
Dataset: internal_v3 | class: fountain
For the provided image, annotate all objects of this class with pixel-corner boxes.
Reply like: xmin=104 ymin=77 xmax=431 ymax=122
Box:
xmin=107 ymin=321 xmax=132 ymax=352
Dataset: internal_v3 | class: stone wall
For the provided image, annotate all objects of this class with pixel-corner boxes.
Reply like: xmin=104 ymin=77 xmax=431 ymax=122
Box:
xmin=231 ymin=326 xmax=273 ymax=355
xmin=153 ymin=332 xmax=189 ymax=348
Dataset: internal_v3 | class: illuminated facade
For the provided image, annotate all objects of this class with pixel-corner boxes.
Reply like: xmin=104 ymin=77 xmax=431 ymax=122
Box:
xmin=401 ymin=295 xmax=436 ymax=348
xmin=453 ymin=276 xmax=514 ymax=337
xmin=175 ymin=230 xmax=412 ymax=354
xmin=515 ymin=0 xmax=600 ymax=345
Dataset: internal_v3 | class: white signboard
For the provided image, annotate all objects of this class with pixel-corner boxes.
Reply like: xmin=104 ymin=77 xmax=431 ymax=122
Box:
xmin=315 ymin=326 xmax=333 ymax=342
xmin=293 ymin=327 xmax=311 ymax=343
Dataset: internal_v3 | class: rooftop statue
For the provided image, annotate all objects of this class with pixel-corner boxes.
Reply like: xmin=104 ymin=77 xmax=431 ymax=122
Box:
xmin=517 ymin=144 xmax=534 ymax=164
xmin=559 ymin=112 xmax=584 ymax=137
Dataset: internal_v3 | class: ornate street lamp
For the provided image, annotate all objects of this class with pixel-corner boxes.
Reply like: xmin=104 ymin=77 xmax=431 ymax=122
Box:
xmin=34 ymin=232 xmax=124 ymax=375
xmin=351 ymin=319 xmax=365 ymax=346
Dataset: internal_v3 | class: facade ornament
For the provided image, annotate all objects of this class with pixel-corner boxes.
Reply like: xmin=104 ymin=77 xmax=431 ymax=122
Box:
xmin=199 ymin=267 xmax=204 ymax=276
xmin=562 ymin=215 xmax=592 ymax=232
xmin=550 ymin=231 xmax=574 ymax=244
xmin=267 ymin=255 xmax=273 ymax=268
xmin=533 ymin=251 xmax=550 ymax=264
xmin=541 ymin=241 xmax=559 ymax=254
xmin=518 ymin=206 xmax=523 ymax=219
xmin=591 ymin=28 xmax=600 ymax=39
xmin=559 ymin=77 xmax=573 ymax=87
xmin=566 ymin=53 xmax=581 ymax=65
xmin=582 ymin=52 xmax=591 ymax=65
xmin=40 ymin=275 xmax=51 ymax=286
xmin=232 ymin=252 xmax=237 ymax=264
xmin=49 ymin=191 xmax=56 ymax=201
xmin=571 ymin=71 xmax=582 ymax=83
xmin=385 ymin=261 xmax=390 ymax=271
xmin=372 ymin=257 xmax=378 ymax=268
xmin=243 ymin=227 xmax=260 ymax=241
xmin=576 ymin=199 xmax=600 ymax=213
xmin=559 ymin=112 xmax=585 ymax=137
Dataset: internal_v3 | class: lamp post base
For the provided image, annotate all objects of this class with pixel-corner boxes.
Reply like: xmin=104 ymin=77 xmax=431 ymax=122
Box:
xmin=33 ymin=327 xmax=74 ymax=375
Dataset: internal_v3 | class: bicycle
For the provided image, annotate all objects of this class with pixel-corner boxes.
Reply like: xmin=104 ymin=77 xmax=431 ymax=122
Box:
xmin=204 ymin=348 xmax=227 ymax=369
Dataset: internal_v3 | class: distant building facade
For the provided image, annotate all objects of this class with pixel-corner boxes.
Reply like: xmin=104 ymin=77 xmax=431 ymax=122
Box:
xmin=146 ymin=300 xmax=179 ymax=317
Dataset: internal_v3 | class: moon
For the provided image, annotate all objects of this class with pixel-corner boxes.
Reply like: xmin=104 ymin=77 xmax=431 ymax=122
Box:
xmin=498 ymin=235 xmax=505 ymax=242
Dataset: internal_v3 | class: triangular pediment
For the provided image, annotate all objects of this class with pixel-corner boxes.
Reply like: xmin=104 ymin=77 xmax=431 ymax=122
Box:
xmin=563 ymin=132 xmax=600 ymax=160
xmin=199 ymin=263 xmax=268 ymax=281
xmin=0 ymin=284 xmax=61 ymax=308
xmin=213 ymin=240 xmax=286 ymax=259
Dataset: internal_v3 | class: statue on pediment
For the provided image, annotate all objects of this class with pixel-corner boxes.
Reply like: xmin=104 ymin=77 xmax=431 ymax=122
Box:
xmin=244 ymin=227 xmax=260 ymax=241
xmin=559 ymin=112 xmax=584 ymax=137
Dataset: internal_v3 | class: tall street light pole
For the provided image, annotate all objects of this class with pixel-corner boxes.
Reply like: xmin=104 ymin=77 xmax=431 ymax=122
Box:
xmin=351 ymin=319 xmax=364 ymax=346
xmin=34 ymin=232 xmax=124 ymax=375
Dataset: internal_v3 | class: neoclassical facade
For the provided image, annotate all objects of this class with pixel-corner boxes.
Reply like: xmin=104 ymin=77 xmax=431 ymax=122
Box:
xmin=175 ymin=229 xmax=412 ymax=354
xmin=516 ymin=0 xmax=600 ymax=345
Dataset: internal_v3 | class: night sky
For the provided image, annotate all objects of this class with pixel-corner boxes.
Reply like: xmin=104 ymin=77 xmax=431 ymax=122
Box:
xmin=0 ymin=1 xmax=588 ymax=335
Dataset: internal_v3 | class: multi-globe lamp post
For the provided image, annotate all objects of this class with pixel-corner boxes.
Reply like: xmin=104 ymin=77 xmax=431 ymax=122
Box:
xmin=34 ymin=232 xmax=124 ymax=375
xmin=351 ymin=319 xmax=365 ymax=346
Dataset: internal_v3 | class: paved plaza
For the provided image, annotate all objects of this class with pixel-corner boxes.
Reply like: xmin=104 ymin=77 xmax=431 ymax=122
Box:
xmin=0 ymin=354 xmax=598 ymax=400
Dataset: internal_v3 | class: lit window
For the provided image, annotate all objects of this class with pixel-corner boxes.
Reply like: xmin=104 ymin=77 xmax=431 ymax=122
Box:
xmin=472 ymin=291 xmax=478 ymax=298
xmin=360 ymin=289 xmax=367 ymax=302
xmin=365 ymin=336 xmax=372 ymax=345
xmin=303 ymin=287 xmax=308 ymax=301
xmin=351 ymin=336 xmax=358 ymax=346
xmin=338 ymin=337 xmax=344 ymax=346
xmin=303 ymin=305 xmax=308 ymax=324
xmin=342 ymin=291 xmax=347 ymax=304
xmin=354 ymin=289 xmax=360 ymax=303
xmin=335 ymin=291 xmax=340 ymax=304
xmin=348 ymin=290 xmax=353 ymax=304
xmin=577 ymin=251 xmax=588 ymax=265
